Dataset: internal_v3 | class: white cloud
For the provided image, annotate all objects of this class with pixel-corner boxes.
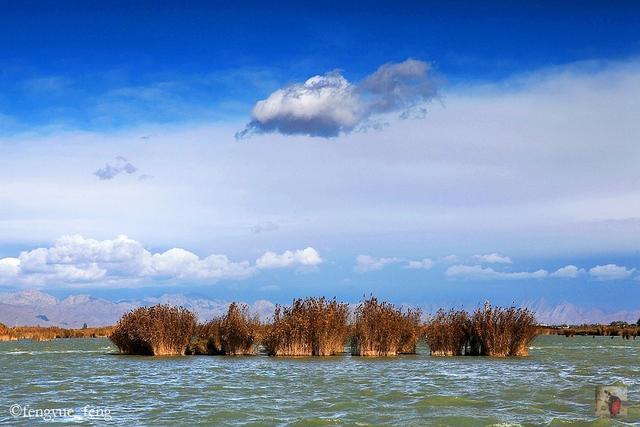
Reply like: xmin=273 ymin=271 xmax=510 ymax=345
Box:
xmin=445 ymin=263 xmax=635 ymax=282
xmin=255 ymin=247 xmax=322 ymax=269
xmin=438 ymin=255 xmax=460 ymax=264
xmin=550 ymin=264 xmax=584 ymax=278
xmin=471 ymin=253 xmax=512 ymax=264
xmin=242 ymin=72 xmax=361 ymax=138
xmin=355 ymin=255 xmax=402 ymax=273
xmin=0 ymin=235 xmax=320 ymax=287
xmin=405 ymin=258 xmax=434 ymax=270
xmin=0 ymin=257 xmax=21 ymax=277
xmin=588 ymin=264 xmax=635 ymax=281
xmin=146 ymin=248 xmax=253 ymax=280
xmin=238 ymin=58 xmax=437 ymax=138
xmin=2 ymin=59 xmax=640 ymax=259
xmin=445 ymin=264 xmax=548 ymax=280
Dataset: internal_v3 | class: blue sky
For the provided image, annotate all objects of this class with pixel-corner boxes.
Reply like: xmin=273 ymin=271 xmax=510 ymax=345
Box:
xmin=1 ymin=1 xmax=639 ymax=313
xmin=2 ymin=0 xmax=640 ymax=129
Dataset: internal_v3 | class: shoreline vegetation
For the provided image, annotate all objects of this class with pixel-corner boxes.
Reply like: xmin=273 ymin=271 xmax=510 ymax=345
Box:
xmin=536 ymin=325 xmax=639 ymax=339
xmin=2 ymin=299 xmax=637 ymax=355
xmin=0 ymin=323 xmax=113 ymax=341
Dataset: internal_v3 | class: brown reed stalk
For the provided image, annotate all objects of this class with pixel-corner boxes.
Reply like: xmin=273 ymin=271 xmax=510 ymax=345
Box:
xmin=220 ymin=303 xmax=261 ymax=355
xmin=308 ymin=297 xmax=350 ymax=356
xmin=350 ymin=297 xmax=418 ymax=356
xmin=263 ymin=297 xmax=349 ymax=356
xmin=470 ymin=305 xmax=536 ymax=357
xmin=397 ymin=308 xmax=423 ymax=354
xmin=425 ymin=309 xmax=470 ymax=356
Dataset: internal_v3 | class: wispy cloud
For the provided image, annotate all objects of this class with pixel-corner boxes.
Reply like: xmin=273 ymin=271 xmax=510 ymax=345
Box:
xmin=355 ymin=255 xmax=403 ymax=273
xmin=550 ymin=265 xmax=585 ymax=278
xmin=237 ymin=58 xmax=438 ymax=138
xmin=438 ymin=255 xmax=460 ymax=264
xmin=405 ymin=258 xmax=434 ymax=270
xmin=445 ymin=264 xmax=548 ymax=280
xmin=446 ymin=262 xmax=636 ymax=282
xmin=251 ymin=221 xmax=279 ymax=234
xmin=23 ymin=76 xmax=69 ymax=94
xmin=1 ymin=65 xmax=284 ymax=133
xmin=588 ymin=264 xmax=635 ymax=281
xmin=471 ymin=253 xmax=512 ymax=264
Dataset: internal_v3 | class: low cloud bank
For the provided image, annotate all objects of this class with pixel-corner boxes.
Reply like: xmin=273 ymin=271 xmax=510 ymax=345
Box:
xmin=0 ymin=235 xmax=322 ymax=287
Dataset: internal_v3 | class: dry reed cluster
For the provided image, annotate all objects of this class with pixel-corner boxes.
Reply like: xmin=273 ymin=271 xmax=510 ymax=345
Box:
xmin=104 ymin=298 xmax=541 ymax=358
xmin=188 ymin=303 xmax=262 ymax=355
xmin=263 ymin=297 xmax=349 ymax=356
xmin=110 ymin=305 xmax=196 ymax=355
xmin=425 ymin=305 xmax=537 ymax=357
xmin=350 ymin=297 xmax=422 ymax=356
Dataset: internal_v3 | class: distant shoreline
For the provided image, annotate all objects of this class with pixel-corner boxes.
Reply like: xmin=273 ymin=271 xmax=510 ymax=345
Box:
xmin=537 ymin=325 xmax=639 ymax=338
xmin=0 ymin=325 xmax=113 ymax=342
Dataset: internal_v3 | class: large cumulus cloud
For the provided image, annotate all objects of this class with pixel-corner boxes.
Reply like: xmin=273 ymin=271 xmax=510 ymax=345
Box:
xmin=237 ymin=58 xmax=438 ymax=138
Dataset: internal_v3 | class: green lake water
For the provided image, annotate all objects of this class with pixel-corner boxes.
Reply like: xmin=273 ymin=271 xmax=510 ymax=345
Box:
xmin=1 ymin=335 xmax=638 ymax=425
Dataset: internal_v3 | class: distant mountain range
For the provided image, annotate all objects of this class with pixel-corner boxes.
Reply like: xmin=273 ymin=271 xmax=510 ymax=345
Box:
xmin=0 ymin=289 xmax=275 ymax=328
xmin=0 ymin=289 xmax=637 ymax=327
xmin=524 ymin=300 xmax=640 ymax=326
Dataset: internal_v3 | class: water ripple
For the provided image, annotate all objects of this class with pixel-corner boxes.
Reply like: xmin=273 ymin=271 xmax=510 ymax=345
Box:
xmin=0 ymin=336 xmax=638 ymax=425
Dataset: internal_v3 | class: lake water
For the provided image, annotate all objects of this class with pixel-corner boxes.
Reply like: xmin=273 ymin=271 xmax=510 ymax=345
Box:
xmin=1 ymin=335 xmax=638 ymax=425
